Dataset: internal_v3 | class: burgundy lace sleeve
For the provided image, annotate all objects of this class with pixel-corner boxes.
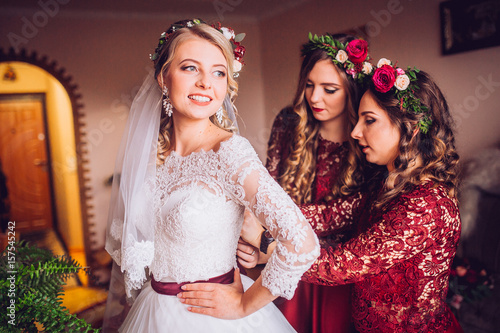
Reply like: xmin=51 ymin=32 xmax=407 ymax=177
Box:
xmin=265 ymin=107 xmax=295 ymax=180
xmin=302 ymin=183 xmax=460 ymax=287
xmin=300 ymin=191 xmax=364 ymax=238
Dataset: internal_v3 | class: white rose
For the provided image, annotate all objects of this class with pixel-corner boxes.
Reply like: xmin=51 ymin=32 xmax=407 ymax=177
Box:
xmin=221 ymin=27 xmax=235 ymax=40
xmin=377 ymin=58 xmax=391 ymax=68
xmin=233 ymin=60 xmax=242 ymax=73
xmin=336 ymin=50 xmax=348 ymax=63
xmin=362 ymin=62 xmax=373 ymax=75
xmin=395 ymin=74 xmax=410 ymax=91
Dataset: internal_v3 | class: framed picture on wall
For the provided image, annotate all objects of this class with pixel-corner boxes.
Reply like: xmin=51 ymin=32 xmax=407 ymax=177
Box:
xmin=440 ymin=0 xmax=500 ymax=55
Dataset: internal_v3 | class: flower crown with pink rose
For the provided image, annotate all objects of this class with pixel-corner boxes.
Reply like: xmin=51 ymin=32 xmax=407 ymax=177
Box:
xmin=301 ymin=33 xmax=373 ymax=83
xmin=149 ymin=18 xmax=246 ymax=77
xmin=369 ymin=58 xmax=432 ymax=134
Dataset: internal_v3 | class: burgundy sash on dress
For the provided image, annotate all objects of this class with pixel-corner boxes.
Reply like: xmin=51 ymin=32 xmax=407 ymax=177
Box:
xmin=151 ymin=269 xmax=235 ymax=295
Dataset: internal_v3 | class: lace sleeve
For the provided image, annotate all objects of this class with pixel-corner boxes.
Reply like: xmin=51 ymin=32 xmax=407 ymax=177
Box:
xmin=300 ymin=191 xmax=364 ymax=237
xmin=265 ymin=106 xmax=295 ymax=180
xmin=225 ymin=136 xmax=320 ymax=299
xmin=301 ymin=185 xmax=460 ymax=286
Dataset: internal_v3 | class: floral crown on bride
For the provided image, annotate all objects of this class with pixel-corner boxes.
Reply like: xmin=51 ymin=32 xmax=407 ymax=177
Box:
xmin=370 ymin=58 xmax=432 ymax=134
xmin=149 ymin=18 xmax=246 ymax=77
xmin=301 ymin=32 xmax=373 ymax=82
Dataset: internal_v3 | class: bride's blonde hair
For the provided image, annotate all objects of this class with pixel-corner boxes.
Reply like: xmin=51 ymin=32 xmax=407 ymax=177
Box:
xmin=154 ymin=21 xmax=239 ymax=164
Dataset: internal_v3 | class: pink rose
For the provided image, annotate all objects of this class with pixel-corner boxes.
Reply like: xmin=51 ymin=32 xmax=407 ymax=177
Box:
xmin=450 ymin=294 xmax=464 ymax=310
xmin=346 ymin=68 xmax=356 ymax=78
xmin=372 ymin=65 xmax=396 ymax=93
xmin=396 ymin=68 xmax=405 ymax=75
xmin=456 ymin=266 xmax=467 ymax=277
xmin=346 ymin=39 xmax=368 ymax=64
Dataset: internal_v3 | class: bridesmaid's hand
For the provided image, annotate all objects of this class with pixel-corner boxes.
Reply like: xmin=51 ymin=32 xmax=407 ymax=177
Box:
xmin=241 ymin=208 xmax=265 ymax=248
xmin=178 ymin=268 xmax=247 ymax=319
xmin=236 ymin=239 xmax=259 ymax=269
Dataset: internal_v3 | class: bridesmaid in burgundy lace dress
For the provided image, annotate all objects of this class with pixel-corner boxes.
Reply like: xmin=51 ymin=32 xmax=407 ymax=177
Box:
xmin=300 ymin=61 xmax=464 ymax=332
xmin=252 ymin=34 xmax=372 ymax=333
xmin=265 ymin=108 xmax=353 ymax=333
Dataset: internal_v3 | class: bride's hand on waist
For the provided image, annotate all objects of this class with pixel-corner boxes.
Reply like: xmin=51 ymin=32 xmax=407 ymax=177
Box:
xmin=178 ymin=268 xmax=276 ymax=319
xmin=178 ymin=268 xmax=246 ymax=319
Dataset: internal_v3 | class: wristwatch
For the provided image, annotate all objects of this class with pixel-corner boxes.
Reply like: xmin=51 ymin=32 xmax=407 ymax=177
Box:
xmin=259 ymin=229 xmax=275 ymax=254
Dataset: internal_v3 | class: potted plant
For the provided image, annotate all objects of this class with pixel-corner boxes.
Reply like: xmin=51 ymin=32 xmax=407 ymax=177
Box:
xmin=0 ymin=241 xmax=99 ymax=332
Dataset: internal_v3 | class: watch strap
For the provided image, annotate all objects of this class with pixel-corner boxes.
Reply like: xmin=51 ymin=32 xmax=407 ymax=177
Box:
xmin=259 ymin=229 xmax=274 ymax=254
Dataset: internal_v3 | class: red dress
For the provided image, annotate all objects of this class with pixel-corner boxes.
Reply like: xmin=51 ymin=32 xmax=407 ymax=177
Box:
xmin=301 ymin=181 xmax=464 ymax=333
xmin=266 ymin=107 xmax=354 ymax=333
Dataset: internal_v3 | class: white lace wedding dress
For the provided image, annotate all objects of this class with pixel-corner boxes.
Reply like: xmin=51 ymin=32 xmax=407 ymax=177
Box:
xmin=116 ymin=135 xmax=319 ymax=332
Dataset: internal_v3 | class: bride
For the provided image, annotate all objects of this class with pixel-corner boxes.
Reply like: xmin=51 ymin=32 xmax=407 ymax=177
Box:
xmin=103 ymin=19 xmax=319 ymax=332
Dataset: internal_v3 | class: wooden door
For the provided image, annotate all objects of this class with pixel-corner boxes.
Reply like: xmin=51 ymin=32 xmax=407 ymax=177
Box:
xmin=0 ymin=94 xmax=54 ymax=232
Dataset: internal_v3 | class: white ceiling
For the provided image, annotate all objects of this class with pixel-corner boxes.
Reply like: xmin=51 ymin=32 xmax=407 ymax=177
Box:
xmin=1 ymin=0 xmax=312 ymax=21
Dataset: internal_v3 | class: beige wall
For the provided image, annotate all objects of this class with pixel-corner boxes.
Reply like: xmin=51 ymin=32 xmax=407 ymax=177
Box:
xmin=1 ymin=0 xmax=499 ymax=250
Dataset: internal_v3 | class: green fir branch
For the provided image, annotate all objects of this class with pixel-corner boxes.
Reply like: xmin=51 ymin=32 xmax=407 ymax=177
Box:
xmin=0 ymin=242 xmax=99 ymax=332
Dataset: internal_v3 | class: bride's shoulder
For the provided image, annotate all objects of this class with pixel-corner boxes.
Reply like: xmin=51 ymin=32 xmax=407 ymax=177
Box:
xmin=218 ymin=134 xmax=260 ymax=162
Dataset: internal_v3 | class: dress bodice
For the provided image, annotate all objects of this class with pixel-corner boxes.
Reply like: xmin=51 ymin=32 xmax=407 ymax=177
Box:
xmin=110 ymin=134 xmax=320 ymax=299
xmin=312 ymin=135 xmax=347 ymax=202
xmin=151 ymin=151 xmax=245 ymax=283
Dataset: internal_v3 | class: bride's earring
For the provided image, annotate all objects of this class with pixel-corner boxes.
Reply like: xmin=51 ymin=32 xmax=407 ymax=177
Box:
xmin=162 ymin=86 xmax=173 ymax=117
xmin=216 ymin=106 xmax=223 ymax=123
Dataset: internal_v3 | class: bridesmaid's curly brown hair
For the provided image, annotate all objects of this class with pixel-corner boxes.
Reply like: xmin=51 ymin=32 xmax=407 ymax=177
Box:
xmin=360 ymin=70 xmax=460 ymax=208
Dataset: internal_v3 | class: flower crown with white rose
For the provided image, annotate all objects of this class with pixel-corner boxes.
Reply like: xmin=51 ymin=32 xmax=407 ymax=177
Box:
xmin=370 ymin=58 xmax=432 ymax=134
xmin=149 ymin=19 xmax=246 ymax=77
xmin=301 ymin=33 xmax=373 ymax=82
